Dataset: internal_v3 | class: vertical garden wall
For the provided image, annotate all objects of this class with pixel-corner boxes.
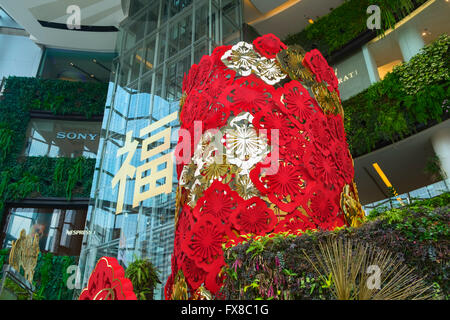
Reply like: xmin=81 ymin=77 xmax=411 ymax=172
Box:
xmin=0 ymin=76 xmax=108 ymax=299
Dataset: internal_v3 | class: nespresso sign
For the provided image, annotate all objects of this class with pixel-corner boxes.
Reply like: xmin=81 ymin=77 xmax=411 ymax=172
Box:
xmin=56 ymin=132 xmax=98 ymax=141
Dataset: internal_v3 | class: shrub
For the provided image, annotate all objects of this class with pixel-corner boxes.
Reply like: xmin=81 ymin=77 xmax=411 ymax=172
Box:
xmin=125 ymin=258 xmax=161 ymax=300
xmin=222 ymin=193 xmax=449 ymax=300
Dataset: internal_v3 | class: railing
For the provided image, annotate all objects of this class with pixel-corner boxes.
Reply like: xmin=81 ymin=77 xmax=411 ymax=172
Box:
xmin=363 ymin=178 xmax=450 ymax=212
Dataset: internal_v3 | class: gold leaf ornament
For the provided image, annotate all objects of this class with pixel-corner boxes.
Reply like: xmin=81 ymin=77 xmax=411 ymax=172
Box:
xmin=340 ymin=183 xmax=365 ymax=227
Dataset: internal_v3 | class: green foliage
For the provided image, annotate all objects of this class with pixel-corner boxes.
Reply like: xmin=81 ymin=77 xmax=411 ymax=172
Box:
xmin=284 ymin=0 xmax=426 ymax=56
xmin=0 ymin=123 xmax=14 ymax=162
xmin=0 ymin=250 xmax=77 ymax=300
xmin=125 ymin=257 xmax=161 ymax=300
xmin=343 ymin=35 xmax=450 ymax=156
xmin=32 ymin=253 xmax=77 ymax=300
xmin=367 ymin=192 xmax=450 ymax=242
xmin=0 ymin=76 xmax=104 ymax=224
xmin=395 ymin=34 xmax=450 ymax=95
xmin=2 ymin=77 xmax=107 ymax=118
xmin=222 ymin=194 xmax=449 ymax=300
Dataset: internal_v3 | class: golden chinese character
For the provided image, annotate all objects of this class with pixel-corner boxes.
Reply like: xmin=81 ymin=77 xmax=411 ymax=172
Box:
xmin=112 ymin=131 xmax=138 ymax=214
xmin=133 ymin=112 xmax=178 ymax=208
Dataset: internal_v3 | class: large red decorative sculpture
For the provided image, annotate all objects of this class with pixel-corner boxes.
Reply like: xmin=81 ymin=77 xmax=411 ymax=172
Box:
xmin=167 ymin=34 xmax=365 ymax=299
xmin=79 ymin=257 xmax=137 ymax=300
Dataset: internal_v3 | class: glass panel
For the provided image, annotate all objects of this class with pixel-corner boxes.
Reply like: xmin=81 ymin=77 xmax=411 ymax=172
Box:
xmin=194 ymin=3 xmax=208 ymax=42
xmin=23 ymin=119 xmax=101 ymax=158
xmin=168 ymin=13 xmax=192 ymax=58
xmin=2 ymin=207 xmax=87 ymax=256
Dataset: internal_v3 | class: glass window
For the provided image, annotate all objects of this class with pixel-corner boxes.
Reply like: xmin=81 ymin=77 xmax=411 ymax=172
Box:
xmin=39 ymin=48 xmax=116 ymax=83
xmin=23 ymin=118 xmax=101 ymax=158
xmin=2 ymin=207 xmax=88 ymax=256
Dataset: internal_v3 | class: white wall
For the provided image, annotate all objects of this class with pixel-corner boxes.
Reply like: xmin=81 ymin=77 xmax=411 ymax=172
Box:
xmin=0 ymin=34 xmax=43 ymax=79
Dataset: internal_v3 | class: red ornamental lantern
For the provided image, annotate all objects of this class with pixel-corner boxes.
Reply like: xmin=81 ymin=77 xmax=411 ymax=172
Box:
xmin=79 ymin=257 xmax=137 ymax=300
xmin=168 ymin=34 xmax=365 ymax=299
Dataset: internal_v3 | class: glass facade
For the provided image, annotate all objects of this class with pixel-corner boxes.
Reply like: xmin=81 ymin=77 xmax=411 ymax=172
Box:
xmin=1 ymin=207 xmax=87 ymax=256
xmin=24 ymin=119 xmax=101 ymax=159
xmin=78 ymin=0 xmax=242 ymax=300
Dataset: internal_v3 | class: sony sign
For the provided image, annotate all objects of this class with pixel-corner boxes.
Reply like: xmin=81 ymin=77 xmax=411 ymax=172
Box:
xmin=56 ymin=132 xmax=98 ymax=141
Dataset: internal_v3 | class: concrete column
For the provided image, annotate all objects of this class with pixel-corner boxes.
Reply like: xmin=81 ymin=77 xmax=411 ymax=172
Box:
xmin=397 ymin=24 xmax=425 ymax=62
xmin=431 ymin=127 xmax=450 ymax=180
xmin=362 ymin=44 xmax=380 ymax=84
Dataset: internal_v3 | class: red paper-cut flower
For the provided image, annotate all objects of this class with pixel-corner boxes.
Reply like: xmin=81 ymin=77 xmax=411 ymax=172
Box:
xmin=282 ymin=134 xmax=306 ymax=164
xmin=279 ymin=81 xmax=318 ymax=121
xmin=327 ymin=114 xmax=346 ymax=142
xmin=79 ymin=257 xmax=137 ymax=300
xmin=263 ymin=162 xmax=304 ymax=197
xmin=251 ymin=161 xmax=307 ymax=213
xmin=181 ymin=257 xmax=207 ymax=290
xmin=196 ymin=55 xmax=213 ymax=87
xmin=220 ymin=74 xmax=275 ymax=115
xmin=253 ymin=34 xmax=287 ymax=59
xmin=303 ymin=49 xmax=339 ymax=92
xmin=331 ymin=143 xmax=354 ymax=184
xmin=309 ymin=189 xmax=338 ymax=222
xmin=231 ymin=197 xmax=276 ymax=235
xmin=180 ymin=90 xmax=210 ymax=129
xmin=204 ymin=255 xmax=226 ymax=295
xmin=182 ymin=215 xmax=226 ymax=271
xmin=274 ymin=210 xmax=316 ymax=234
xmin=174 ymin=205 xmax=194 ymax=263
xmin=304 ymin=113 xmax=331 ymax=149
xmin=194 ymin=181 xmax=240 ymax=222
xmin=305 ymin=149 xmax=339 ymax=188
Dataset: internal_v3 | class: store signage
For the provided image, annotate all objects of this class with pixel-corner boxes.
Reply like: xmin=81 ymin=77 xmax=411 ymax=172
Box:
xmin=56 ymin=132 xmax=98 ymax=141
xmin=336 ymin=68 xmax=359 ymax=85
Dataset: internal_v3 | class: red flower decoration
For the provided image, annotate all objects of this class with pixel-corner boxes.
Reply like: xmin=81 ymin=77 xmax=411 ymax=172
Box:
xmin=263 ymin=162 xmax=304 ymax=197
xmin=331 ymin=143 xmax=354 ymax=184
xmin=304 ymin=149 xmax=339 ymax=188
xmin=274 ymin=210 xmax=316 ymax=234
xmin=305 ymin=113 xmax=331 ymax=149
xmin=79 ymin=257 xmax=137 ymax=300
xmin=309 ymin=189 xmax=338 ymax=222
xmin=180 ymin=90 xmax=210 ymax=129
xmin=220 ymin=74 xmax=275 ymax=115
xmin=251 ymin=161 xmax=307 ymax=213
xmin=231 ymin=197 xmax=277 ymax=235
xmin=253 ymin=34 xmax=287 ymax=59
xmin=279 ymin=81 xmax=318 ymax=121
xmin=174 ymin=205 xmax=194 ymax=263
xmin=303 ymin=49 xmax=339 ymax=92
xmin=168 ymin=41 xmax=359 ymax=299
xmin=182 ymin=64 xmax=199 ymax=95
xmin=204 ymin=256 xmax=226 ymax=295
xmin=182 ymin=215 xmax=226 ymax=272
xmin=181 ymin=257 xmax=207 ymax=290
xmin=327 ymin=114 xmax=346 ymax=142
xmin=194 ymin=180 xmax=240 ymax=223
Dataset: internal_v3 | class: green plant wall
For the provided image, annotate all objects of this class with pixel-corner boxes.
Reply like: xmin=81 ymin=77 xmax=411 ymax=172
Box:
xmin=0 ymin=76 xmax=107 ymax=230
xmin=284 ymin=0 xmax=428 ymax=56
xmin=0 ymin=249 xmax=77 ymax=300
xmin=343 ymin=34 xmax=450 ymax=157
